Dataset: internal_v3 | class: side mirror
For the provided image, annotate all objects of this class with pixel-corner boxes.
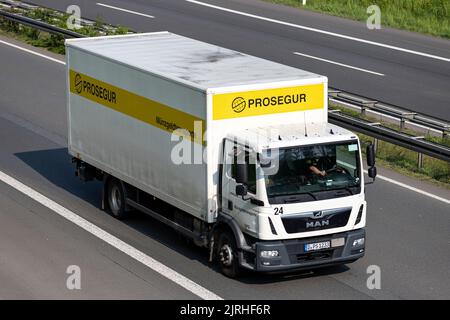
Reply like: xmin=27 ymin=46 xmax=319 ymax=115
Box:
xmin=258 ymin=153 xmax=272 ymax=168
xmin=368 ymin=166 xmax=377 ymax=179
xmin=235 ymin=164 xmax=248 ymax=184
xmin=260 ymin=160 xmax=272 ymax=168
xmin=236 ymin=184 xmax=248 ymax=197
xmin=366 ymin=144 xmax=376 ymax=168
xmin=366 ymin=143 xmax=377 ymax=183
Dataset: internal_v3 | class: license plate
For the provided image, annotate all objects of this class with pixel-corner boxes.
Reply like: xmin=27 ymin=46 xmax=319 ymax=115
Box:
xmin=304 ymin=241 xmax=331 ymax=252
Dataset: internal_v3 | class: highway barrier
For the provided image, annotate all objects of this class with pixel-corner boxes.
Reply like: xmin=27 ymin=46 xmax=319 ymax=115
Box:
xmin=0 ymin=7 xmax=85 ymax=38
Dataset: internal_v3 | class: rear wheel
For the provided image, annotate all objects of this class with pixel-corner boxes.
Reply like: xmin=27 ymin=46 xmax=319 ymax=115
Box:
xmin=217 ymin=230 xmax=241 ymax=278
xmin=106 ymin=178 xmax=128 ymax=220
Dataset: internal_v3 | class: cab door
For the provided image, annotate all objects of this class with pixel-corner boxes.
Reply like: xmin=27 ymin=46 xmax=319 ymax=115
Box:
xmin=221 ymin=139 xmax=258 ymax=233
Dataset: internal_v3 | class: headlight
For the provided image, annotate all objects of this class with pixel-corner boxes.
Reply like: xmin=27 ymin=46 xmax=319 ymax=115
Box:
xmin=260 ymin=250 xmax=279 ymax=258
xmin=352 ymin=238 xmax=365 ymax=247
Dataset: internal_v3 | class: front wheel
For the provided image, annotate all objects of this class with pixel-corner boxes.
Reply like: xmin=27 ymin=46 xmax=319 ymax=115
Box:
xmin=216 ymin=231 xmax=241 ymax=278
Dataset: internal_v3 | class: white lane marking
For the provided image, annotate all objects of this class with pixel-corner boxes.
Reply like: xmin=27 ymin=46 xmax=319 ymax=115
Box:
xmin=97 ymin=3 xmax=155 ymax=18
xmin=186 ymin=0 xmax=450 ymax=63
xmin=293 ymin=52 xmax=385 ymax=76
xmin=0 ymin=40 xmax=66 ymax=65
xmin=364 ymin=171 xmax=450 ymax=205
xmin=377 ymin=174 xmax=450 ymax=205
xmin=0 ymin=170 xmax=222 ymax=300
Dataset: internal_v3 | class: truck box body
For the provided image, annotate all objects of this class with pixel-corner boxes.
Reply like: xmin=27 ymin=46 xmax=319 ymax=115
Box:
xmin=66 ymin=32 xmax=327 ymax=223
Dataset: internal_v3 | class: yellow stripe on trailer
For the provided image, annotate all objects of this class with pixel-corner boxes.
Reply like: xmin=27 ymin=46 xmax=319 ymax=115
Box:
xmin=69 ymin=70 xmax=206 ymax=145
xmin=213 ymin=84 xmax=324 ymax=120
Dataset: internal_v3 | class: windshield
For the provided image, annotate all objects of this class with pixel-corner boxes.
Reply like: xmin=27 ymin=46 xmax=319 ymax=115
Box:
xmin=262 ymin=141 xmax=361 ymax=204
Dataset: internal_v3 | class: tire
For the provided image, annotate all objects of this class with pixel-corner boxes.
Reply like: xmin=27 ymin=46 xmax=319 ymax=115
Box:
xmin=216 ymin=230 xmax=241 ymax=278
xmin=106 ymin=178 xmax=128 ymax=220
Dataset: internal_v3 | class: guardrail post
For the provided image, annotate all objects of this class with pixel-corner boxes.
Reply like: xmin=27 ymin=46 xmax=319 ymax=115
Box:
xmin=399 ymin=113 xmax=416 ymax=132
xmin=417 ymin=153 xmax=424 ymax=169
xmin=373 ymin=138 xmax=378 ymax=154
xmin=400 ymin=117 xmax=406 ymax=131
xmin=361 ymin=101 xmax=376 ymax=117
xmin=361 ymin=105 xmax=367 ymax=117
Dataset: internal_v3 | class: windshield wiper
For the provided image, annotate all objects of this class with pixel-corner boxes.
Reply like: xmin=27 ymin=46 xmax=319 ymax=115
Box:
xmin=282 ymin=192 xmax=318 ymax=203
xmin=305 ymin=192 xmax=319 ymax=201
xmin=328 ymin=187 xmax=355 ymax=196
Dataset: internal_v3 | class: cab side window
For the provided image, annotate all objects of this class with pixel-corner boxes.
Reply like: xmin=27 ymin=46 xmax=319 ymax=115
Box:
xmin=245 ymin=151 xmax=256 ymax=194
xmin=231 ymin=146 xmax=256 ymax=194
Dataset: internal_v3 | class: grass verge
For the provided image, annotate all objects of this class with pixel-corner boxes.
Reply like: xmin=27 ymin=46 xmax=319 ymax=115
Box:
xmin=266 ymin=0 xmax=450 ymax=39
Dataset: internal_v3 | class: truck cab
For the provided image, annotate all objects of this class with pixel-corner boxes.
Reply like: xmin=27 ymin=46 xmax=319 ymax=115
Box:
xmin=217 ymin=123 xmax=369 ymax=274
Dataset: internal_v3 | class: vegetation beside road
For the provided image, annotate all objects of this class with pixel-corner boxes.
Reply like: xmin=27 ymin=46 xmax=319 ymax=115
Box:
xmin=0 ymin=7 xmax=129 ymax=54
xmin=267 ymin=0 xmax=450 ymax=38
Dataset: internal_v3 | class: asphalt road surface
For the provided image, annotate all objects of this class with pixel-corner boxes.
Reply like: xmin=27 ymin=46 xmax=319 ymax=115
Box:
xmin=27 ymin=0 xmax=450 ymax=121
xmin=0 ymin=34 xmax=449 ymax=299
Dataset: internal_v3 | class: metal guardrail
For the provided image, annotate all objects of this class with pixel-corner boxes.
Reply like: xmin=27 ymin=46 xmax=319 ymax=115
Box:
xmin=0 ymin=8 xmax=85 ymax=38
xmin=1 ymin=7 xmax=449 ymax=165
xmin=328 ymin=112 xmax=450 ymax=163
xmin=329 ymin=89 xmax=450 ymax=137
xmin=328 ymin=89 xmax=450 ymax=166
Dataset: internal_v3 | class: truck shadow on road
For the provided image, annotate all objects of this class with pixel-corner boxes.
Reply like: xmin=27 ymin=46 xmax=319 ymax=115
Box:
xmin=236 ymin=263 xmax=350 ymax=284
xmin=15 ymin=147 xmax=351 ymax=284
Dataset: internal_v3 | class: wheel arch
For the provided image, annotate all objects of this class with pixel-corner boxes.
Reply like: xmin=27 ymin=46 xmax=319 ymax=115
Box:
xmin=211 ymin=214 xmax=249 ymax=250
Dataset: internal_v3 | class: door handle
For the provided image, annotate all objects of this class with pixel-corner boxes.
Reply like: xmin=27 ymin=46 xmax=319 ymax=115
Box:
xmin=228 ymin=200 xmax=233 ymax=211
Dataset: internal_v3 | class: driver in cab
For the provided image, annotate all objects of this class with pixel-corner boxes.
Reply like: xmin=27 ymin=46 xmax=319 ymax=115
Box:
xmin=307 ymin=158 xmax=327 ymax=177
xmin=285 ymin=146 xmax=339 ymax=179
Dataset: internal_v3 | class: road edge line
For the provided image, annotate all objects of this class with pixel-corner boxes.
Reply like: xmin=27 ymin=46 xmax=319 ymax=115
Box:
xmin=0 ymin=39 xmax=66 ymax=65
xmin=375 ymin=173 xmax=450 ymax=205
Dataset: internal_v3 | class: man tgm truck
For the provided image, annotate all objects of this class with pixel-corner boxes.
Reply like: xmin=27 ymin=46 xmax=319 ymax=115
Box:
xmin=66 ymin=32 xmax=376 ymax=277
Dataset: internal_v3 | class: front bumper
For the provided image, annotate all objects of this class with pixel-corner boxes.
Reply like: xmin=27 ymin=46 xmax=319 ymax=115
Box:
xmin=241 ymin=229 xmax=365 ymax=272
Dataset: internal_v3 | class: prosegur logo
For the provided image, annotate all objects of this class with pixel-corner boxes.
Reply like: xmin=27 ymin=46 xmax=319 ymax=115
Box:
xmin=232 ymin=97 xmax=246 ymax=113
xmin=75 ymin=74 xmax=83 ymax=94
xmin=231 ymin=93 xmax=307 ymax=113
xmin=73 ymin=73 xmax=117 ymax=104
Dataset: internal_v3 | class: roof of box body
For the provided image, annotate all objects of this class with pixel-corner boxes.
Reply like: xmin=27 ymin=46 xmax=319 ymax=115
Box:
xmin=66 ymin=32 xmax=324 ymax=91
xmin=234 ymin=123 xmax=357 ymax=151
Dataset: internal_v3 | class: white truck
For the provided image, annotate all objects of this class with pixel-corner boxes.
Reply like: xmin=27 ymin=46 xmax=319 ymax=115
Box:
xmin=66 ymin=32 xmax=376 ymax=277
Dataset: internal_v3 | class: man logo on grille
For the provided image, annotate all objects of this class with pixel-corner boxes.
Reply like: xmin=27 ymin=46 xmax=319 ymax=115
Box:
xmin=75 ymin=74 xmax=83 ymax=94
xmin=231 ymin=97 xmax=246 ymax=113
xmin=313 ymin=211 xmax=323 ymax=218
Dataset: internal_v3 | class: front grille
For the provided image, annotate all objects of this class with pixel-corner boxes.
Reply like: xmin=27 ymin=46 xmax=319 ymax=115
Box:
xmin=281 ymin=208 xmax=351 ymax=233
xmin=295 ymin=249 xmax=334 ymax=263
